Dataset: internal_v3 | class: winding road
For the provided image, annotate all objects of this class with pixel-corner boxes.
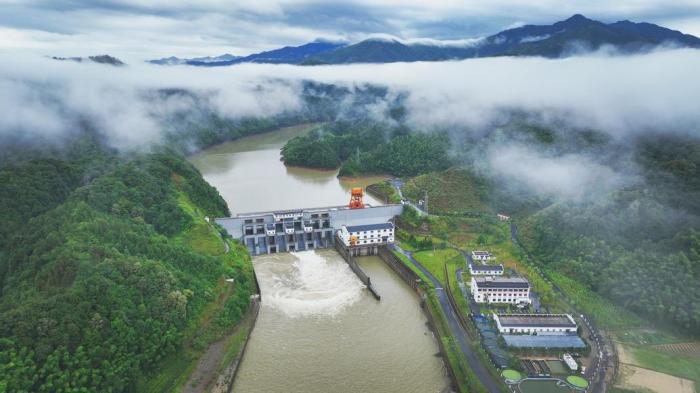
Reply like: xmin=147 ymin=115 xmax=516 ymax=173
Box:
xmin=392 ymin=245 xmax=502 ymax=393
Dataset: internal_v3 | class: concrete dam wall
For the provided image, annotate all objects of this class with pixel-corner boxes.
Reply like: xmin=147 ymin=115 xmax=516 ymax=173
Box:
xmin=216 ymin=204 xmax=404 ymax=255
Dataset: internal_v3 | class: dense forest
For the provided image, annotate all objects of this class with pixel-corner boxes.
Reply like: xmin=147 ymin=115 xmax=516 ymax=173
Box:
xmin=0 ymin=133 xmax=254 ymax=392
xmin=517 ymin=133 xmax=700 ymax=331
xmin=161 ymin=82 xmax=406 ymax=155
xmin=281 ymin=120 xmax=453 ymax=177
xmin=0 ymin=80 xmax=408 ymax=392
xmin=1 ymin=74 xmax=699 ymax=392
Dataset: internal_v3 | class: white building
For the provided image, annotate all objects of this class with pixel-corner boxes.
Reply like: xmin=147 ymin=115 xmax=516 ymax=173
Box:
xmin=338 ymin=222 xmax=394 ymax=247
xmin=471 ymin=277 xmax=530 ymax=304
xmin=471 ymin=250 xmax=492 ymax=262
xmin=493 ymin=313 xmax=578 ymax=334
xmin=468 ymin=263 xmax=504 ymax=276
xmin=497 ymin=213 xmax=511 ymax=221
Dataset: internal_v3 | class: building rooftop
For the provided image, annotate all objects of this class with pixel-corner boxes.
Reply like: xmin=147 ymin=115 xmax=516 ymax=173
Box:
xmin=472 ymin=250 xmax=491 ymax=255
xmin=469 ymin=263 xmax=504 ymax=272
xmin=345 ymin=222 xmax=393 ymax=232
xmin=495 ymin=314 xmax=576 ymax=328
xmin=502 ymin=334 xmax=585 ymax=348
xmin=474 ymin=277 xmax=529 ymax=289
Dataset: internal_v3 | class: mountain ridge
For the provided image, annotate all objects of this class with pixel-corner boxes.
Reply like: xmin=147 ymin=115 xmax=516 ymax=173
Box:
xmin=147 ymin=15 xmax=700 ymax=66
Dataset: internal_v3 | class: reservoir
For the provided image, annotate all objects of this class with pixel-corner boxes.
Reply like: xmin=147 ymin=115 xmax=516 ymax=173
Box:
xmin=190 ymin=124 xmax=449 ymax=393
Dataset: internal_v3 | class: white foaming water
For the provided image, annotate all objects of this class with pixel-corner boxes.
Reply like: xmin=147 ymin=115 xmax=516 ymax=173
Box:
xmin=255 ymin=250 xmax=365 ymax=317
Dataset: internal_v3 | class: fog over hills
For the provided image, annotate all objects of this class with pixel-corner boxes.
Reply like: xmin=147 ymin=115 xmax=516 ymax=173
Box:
xmin=2 ymin=2 xmax=700 ymax=392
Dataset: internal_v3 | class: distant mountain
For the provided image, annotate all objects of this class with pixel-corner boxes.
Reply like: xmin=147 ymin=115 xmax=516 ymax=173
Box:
xmin=494 ymin=14 xmax=700 ymax=57
xmin=52 ymin=54 xmax=125 ymax=66
xmin=306 ymin=14 xmax=700 ymax=64
xmin=302 ymin=38 xmax=477 ymax=64
xmin=148 ymin=40 xmax=346 ymax=67
xmin=147 ymin=15 xmax=700 ymax=67
xmin=148 ymin=53 xmax=239 ymax=65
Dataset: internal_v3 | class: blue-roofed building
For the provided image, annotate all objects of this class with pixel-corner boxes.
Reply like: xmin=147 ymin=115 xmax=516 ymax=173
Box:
xmin=502 ymin=334 xmax=586 ymax=349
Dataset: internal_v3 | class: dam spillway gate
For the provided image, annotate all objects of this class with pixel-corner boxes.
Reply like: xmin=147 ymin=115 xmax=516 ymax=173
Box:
xmin=215 ymin=204 xmax=403 ymax=256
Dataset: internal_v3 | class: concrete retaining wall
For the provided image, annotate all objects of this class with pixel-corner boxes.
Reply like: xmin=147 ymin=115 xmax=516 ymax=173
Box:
xmin=334 ymin=235 xmax=381 ymax=300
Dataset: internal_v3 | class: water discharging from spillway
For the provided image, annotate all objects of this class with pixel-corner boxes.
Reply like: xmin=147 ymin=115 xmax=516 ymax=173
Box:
xmin=260 ymin=250 xmax=365 ymax=317
xmin=232 ymin=250 xmax=448 ymax=393
xmin=190 ymin=125 xmax=448 ymax=393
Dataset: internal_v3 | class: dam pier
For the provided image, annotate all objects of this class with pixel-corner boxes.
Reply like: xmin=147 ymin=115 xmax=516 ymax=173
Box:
xmin=216 ymin=189 xmax=403 ymax=300
xmin=216 ymin=203 xmax=403 ymax=255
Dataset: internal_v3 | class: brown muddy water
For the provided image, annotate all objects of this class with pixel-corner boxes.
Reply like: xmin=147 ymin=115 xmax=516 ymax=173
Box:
xmin=190 ymin=124 xmax=448 ymax=393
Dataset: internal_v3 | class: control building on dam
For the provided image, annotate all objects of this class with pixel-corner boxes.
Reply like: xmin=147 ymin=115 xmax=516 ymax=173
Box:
xmin=216 ymin=203 xmax=404 ymax=255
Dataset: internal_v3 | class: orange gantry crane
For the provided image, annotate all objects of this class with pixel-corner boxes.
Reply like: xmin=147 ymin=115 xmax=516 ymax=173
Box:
xmin=349 ymin=187 xmax=365 ymax=209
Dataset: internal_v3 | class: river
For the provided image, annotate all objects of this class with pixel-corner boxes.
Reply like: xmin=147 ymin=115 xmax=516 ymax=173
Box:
xmin=189 ymin=124 xmax=449 ymax=393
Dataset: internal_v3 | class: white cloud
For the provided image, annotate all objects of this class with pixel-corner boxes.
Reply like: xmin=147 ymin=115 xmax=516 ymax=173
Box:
xmin=1 ymin=48 xmax=699 ymax=150
xmin=1 ymin=48 xmax=699 ymax=199
xmin=487 ymin=145 xmax=627 ymax=199
xmin=1 ymin=1 xmax=699 ymax=57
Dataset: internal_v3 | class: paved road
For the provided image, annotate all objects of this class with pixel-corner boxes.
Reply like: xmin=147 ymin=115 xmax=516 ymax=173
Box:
xmin=389 ymin=179 xmax=428 ymax=216
xmin=392 ymin=245 xmax=502 ymax=393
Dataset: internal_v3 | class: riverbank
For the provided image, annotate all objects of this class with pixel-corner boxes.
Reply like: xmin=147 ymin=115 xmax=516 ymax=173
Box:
xmin=229 ymin=251 xmax=448 ymax=393
xmin=382 ymin=170 xmax=700 ymax=393
xmin=376 ymin=247 xmax=478 ymax=393
xmin=189 ymin=124 xmax=448 ymax=392
xmin=135 ymin=192 xmax=258 ymax=393
xmin=203 ymin=299 xmax=260 ymax=393
xmin=385 ymin=246 xmax=505 ymax=393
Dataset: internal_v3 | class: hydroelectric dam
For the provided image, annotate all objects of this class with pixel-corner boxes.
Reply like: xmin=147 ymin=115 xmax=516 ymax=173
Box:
xmin=216 ymin=203 xmax=404 ymax=255
xmin=190 ymin=124 xmax=450 ymax=393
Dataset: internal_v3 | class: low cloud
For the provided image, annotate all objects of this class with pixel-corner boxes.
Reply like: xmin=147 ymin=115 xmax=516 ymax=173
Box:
xmin=487 ymin=145 xmax=628 ymax=200
xmin=0 ymin=49 xmax=698 ymax=199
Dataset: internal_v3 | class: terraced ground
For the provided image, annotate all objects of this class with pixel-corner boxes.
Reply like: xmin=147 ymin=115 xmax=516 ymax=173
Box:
xmin=651 ymin=342 xmax=700 ymax=357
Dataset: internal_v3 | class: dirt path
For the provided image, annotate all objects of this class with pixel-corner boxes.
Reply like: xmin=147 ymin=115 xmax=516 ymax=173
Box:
xmin=182 ymin=339 xmax=228 ymax=393
xmin=617 ymin=364 xmax=696 ymax=393
xmin=182 ymin=302 xmax=258 ymax=393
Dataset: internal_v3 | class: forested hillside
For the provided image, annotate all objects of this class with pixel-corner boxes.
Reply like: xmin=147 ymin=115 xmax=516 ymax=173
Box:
xmin=351 ymin=114 xmax=699 ymax=334
xmin=281 ymin=120 xmax=453 ymax=177
xmin=0 ymin=136 xmax=254 ymax=392
xmin=518 ymin=133 xmax=700 ymax=331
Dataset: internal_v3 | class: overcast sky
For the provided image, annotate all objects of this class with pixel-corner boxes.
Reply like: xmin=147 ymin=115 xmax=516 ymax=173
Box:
xmin=1 ymin=0 xmax=699 ymax=59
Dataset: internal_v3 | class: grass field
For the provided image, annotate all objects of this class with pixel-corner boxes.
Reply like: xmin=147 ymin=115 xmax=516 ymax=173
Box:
xmin=402 ymin=167 xmax=488 ymax=214
xmin=366 ymin=180 xmax=401 ymax=204
xmin=397 ymin=167 xmax=700 ymax=392
xmin=546 ymin=270 xmax=642 ymax=330
xmin=413 ymin=248 xmax=462 ymax=284
xmin=625 ymin=344 xmax=700 ymax=384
